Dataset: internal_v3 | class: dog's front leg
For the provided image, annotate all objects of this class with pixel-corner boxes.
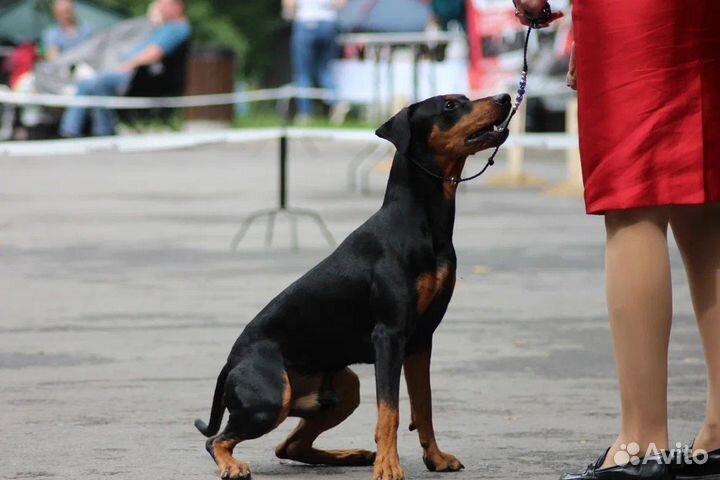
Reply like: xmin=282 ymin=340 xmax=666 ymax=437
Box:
xmin=372 ymin=324 xmax=405 ymax=480
xmin=404 ymin=347 xmax=464 ymax=472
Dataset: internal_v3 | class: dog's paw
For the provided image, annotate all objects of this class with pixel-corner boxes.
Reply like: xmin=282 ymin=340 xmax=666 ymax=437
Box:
xmin=335 ymin=448 xmax=376 ymax=466
xmin=372 ymin=453 xmax=404 ymax=480
xmin=218 ymin=459 xmax=251 ymax=480
xmin=423 ymin=450 xmax=464 ymax=472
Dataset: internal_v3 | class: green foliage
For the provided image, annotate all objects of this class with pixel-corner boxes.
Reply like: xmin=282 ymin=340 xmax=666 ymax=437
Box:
xmin=209 ymin=0 xmax=285 ymax=81
xmin=93 ymin=0 xmax=285 ymax=82
xmin=233 ymin=113 xmax=374 ymax=130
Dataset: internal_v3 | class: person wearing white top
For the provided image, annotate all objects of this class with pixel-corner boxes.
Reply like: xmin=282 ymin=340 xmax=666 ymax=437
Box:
xmin=282 ymin=0 xmax=348 ymax=122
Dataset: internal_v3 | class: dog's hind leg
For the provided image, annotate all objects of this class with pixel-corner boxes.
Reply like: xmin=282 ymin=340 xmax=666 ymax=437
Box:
xmin=206 ymin=349 xmax=292 ymax=479
xmin=205 ymin=435 xmax=250 ymax=480
xmin=275 ymin=367 xmax=376 ymax=466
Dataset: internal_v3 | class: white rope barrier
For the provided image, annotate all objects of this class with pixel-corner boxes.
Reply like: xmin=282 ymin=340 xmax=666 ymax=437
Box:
xmin=338 ymin=31 xmax=463 ymax=46
xmin=0 ymin=86 xmax=333 ymax=109
xmin=0 ymin=128 xmax=281 ymax=156
xmin=0 ymin=128 xmax=577 ymax=157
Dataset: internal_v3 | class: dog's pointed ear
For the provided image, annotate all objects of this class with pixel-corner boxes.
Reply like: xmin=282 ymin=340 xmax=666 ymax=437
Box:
xmin=375 ymin=106 xmax=412 ymax=154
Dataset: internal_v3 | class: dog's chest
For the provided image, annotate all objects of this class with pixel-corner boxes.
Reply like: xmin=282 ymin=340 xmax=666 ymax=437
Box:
xmin=415 ymin=264 xmax=456 ymax=316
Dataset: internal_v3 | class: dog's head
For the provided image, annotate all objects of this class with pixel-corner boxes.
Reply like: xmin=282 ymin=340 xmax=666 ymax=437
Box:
xmin=376 ymin=93 xmax=512 ymax=160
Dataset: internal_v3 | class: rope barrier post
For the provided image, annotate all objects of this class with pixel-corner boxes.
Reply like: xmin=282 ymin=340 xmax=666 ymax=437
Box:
xmin=544 ymin=97 xmax=584 ymax=197
xmin=279 ymin=134 xmax=288 ymax=209
xmin=484 ymin=100 xmax=546 ymax=188
xmin=0 ymin=104 xmax=15 ymax=141
xmin=229 ymin=127 xmax=336 ymax=252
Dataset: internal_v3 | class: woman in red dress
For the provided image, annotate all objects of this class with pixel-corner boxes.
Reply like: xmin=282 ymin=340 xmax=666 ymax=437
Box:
xmin=514 ymin=1 xmax=720 ymax=479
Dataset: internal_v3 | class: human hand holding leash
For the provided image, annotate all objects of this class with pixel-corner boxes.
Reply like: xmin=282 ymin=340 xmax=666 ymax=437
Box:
xmin=513 ymin=0 xmax=564 ymax=28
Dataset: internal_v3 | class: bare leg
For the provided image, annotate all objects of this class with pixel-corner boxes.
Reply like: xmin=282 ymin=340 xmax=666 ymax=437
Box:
xmin=670 ymin=204 xmax=720 ymax=452
xmin=601 ymin=207 xmax=672 ymax=468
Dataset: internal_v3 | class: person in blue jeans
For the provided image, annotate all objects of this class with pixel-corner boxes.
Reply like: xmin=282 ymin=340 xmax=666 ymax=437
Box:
xmin=283 ymin=0 xmax=348 ymax=123
xmin=59 ymin=0 xmax=191 ymax=138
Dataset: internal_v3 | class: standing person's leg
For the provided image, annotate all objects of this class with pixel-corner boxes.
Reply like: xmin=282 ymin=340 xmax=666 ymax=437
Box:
xmin=315 ymin=21 xmax=348 ymax=124
xmin=315 ymin=21 xmax=338 ymax=103
xmin=88 ymin=71 xmax=131 ymax=137
xmin=601 ymin=207 xmax=672 ymax=468
xmin=59 ymin=78 xmax=96 ymax=137
xmin=292 ymin=22 xmax=315 ymax=119
xmin=670 ymin=204 xmax=720 ymax=453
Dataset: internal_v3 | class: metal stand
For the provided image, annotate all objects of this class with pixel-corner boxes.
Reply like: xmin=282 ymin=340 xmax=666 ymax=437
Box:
xmin=230 ymin=133 xmax=336 ymax=251
xmin=346 ymin=142 xmax=391 ymax=192
xmin=0 ymin=104 xmax=16 ymax=140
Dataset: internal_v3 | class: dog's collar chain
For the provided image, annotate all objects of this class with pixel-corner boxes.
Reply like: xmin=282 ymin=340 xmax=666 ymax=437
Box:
xmin=410 ymin=21 xmax=540 ymax=186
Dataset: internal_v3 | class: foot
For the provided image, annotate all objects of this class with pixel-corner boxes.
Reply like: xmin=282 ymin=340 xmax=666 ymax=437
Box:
xmin=373 ymin=452 xmax=404 ymax=480
xmin=693 ymin=424 xmax=720 ymax=454
xmin=217 ymin=458 xmax=251 ymax=480
xmin=330 ymin=102 xmax=351 ymax=125
xmin=422 ymin=449 xmax=464 ymax=472
xmin=322 ymin=448 xmax=376 ymax=466
xmin=560 ymin=448 xmax=673 ymax=480
xmin=206 ymin=436 xmax=249 ymax=480
xmin=601 ymin=436 xmax=670 ymax=469
xmin=276 ymin=441 xmax=376 ymax=466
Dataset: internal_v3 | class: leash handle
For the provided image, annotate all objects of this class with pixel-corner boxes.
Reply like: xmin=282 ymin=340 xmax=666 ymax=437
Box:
xmin=513 ymin=0 xmax=553 ymax=28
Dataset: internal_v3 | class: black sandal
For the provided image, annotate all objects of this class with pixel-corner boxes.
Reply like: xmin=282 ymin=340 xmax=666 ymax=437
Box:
xmin=560 ymin=447 xmax=673 ymax=480
xmin=673 ymin=443 xmax=720 ymax=479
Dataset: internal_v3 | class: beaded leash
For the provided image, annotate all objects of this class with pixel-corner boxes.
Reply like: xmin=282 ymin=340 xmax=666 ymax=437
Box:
xmin=411 ymin=3 xmax=552 ymax=186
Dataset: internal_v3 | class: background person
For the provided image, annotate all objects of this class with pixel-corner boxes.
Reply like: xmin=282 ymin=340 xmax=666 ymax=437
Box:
xmin=283 ymin=0 xmax=348 ymax=124
xmin=515 ymin=0 xmax=720 ymax=478
xmin=43 ymin=0 xmax=94 ymax=60
xmin=59 ymin=0 xmax=191 ymax=138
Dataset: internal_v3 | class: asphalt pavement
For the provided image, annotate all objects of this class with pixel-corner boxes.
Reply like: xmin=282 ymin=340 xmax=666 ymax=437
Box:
xmin=0 ymin=137 xmax=708 ymax=480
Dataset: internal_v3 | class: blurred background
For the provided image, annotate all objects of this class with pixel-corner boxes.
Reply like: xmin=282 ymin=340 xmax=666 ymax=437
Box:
xmin=0 ymin=0 xmax=573 ymax=140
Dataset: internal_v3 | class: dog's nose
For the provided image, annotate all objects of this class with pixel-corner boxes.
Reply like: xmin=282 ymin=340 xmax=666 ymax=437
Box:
xmin=491 ymin=94 xmax=512 ymax=106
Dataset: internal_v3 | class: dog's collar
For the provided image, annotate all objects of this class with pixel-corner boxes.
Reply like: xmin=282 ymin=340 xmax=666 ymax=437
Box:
xmin=407 ymin=24 xmax=537 ymax=186
xmin=407 ymin=155 xmax=494 ymax=186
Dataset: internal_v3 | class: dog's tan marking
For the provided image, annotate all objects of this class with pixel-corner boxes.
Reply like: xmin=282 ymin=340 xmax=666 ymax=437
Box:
xmin=404 ymin=349 xmax=464 ymax=472
xmin=373 ymin=401 xmax=404 ymax=480
xmin=212 ymin=439 xmax=251 ymax=479
xmin=428 ymin=100 xmax=506 ymax=199
xmin=276 ymin=368 xmax=375 ymax=466
xmin=286 ymin=368 xmax=325 ymax=416
xmin=273 ymin=370 xmax=292 ymax=428
xmin=416 ymin=265 xmax=453 ymax=315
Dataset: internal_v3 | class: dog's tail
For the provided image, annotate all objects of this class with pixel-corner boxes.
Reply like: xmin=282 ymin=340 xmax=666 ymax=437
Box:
xmin=194 ymin=363 xmax=231 ymax=437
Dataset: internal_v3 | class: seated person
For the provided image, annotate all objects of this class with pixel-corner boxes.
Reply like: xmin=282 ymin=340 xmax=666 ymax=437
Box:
xmin=43 ymin=0 xmax=94 ymax=60
xmin=59 ymin=0 xmax=191 ymax=138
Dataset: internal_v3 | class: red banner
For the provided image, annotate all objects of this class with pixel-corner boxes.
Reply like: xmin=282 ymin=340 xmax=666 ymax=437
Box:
xmin=466 ymin=0 xmax=571 ymax=95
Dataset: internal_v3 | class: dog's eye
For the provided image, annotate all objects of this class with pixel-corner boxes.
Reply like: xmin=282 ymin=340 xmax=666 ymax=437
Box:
xmin=444 ymin=100 xmax=457 ymax=111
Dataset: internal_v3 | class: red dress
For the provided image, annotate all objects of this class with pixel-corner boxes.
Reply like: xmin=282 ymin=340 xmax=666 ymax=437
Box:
xmin=573 ymin=0 xmax=720 ymax=214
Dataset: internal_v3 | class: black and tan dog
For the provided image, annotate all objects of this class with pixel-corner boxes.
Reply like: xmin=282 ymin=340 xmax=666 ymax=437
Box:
xmin=195 ymin=93 xmax=512 ymax=480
